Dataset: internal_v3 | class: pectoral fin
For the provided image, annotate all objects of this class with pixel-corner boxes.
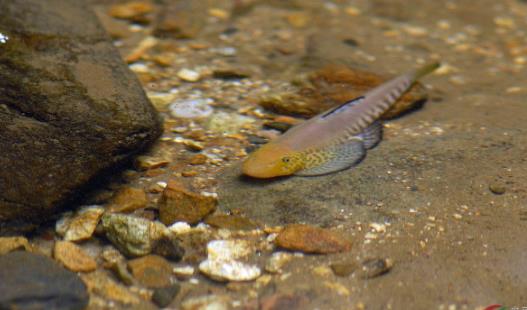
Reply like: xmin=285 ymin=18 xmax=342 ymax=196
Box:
xmin=359 ymin=121 xmax=383 ymax=149
xmin=295 ymin=140 xmax=366 ymax=176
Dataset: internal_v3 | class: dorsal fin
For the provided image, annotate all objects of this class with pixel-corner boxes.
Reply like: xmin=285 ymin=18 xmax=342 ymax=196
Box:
xmin=321 ymin=96 xmax=365 ymax=119
xmin=295 ymin=139 xmax=366 ymax=176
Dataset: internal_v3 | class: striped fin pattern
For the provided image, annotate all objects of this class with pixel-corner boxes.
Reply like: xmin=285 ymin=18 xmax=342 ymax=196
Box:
xmin=295 ymin=139 xmax=365 ymax=176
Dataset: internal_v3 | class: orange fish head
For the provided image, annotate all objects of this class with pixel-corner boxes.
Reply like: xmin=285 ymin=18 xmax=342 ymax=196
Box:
xmin=242 ymin=144 xmax=302 ymax=178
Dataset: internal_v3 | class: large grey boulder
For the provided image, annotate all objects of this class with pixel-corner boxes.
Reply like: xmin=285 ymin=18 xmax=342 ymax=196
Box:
xmin=0 ymin=0 xmax=162 ymax=234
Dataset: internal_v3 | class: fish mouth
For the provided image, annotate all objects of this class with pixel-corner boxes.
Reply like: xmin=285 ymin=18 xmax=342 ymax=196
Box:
xmin=242 ymin=159 xmax=287 ymax=179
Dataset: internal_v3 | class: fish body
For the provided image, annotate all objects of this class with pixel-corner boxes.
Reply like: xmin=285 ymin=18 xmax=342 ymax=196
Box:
xmin=242 ymin=63 xmax=439 ymax=178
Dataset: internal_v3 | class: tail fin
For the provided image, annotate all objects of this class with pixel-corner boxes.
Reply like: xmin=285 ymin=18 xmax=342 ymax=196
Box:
xmin=412 ymin=62 xmax=440 ymax=81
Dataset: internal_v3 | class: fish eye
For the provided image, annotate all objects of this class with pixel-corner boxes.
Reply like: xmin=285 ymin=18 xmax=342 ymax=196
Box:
xmin=282 ymin=157 xmax=290 ymax=163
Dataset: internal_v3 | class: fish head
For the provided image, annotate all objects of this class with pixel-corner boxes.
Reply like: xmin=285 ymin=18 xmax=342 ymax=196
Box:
xmin=242 ymin=143 xmax=303 ymax=178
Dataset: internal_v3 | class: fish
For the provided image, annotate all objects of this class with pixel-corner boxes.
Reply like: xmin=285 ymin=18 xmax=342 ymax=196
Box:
xmin=242 ymin=62 xmax=440 ymax=178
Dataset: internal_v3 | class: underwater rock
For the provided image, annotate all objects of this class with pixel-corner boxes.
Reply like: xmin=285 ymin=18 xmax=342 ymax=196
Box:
xmin=265 ymin=252 xmax=294 ymax=274
xmin=128 ymin=255 xmax=174 ymax=288
xmin=169 ymin=98 xmax=214 ymax=119
xmin=153 ymin=0 xmax=207 ymax=39
xmin=152 ymin=284 xmax=181 ymax=308
xmin=107 ymin=187 xmax=148 ymax=213
xmin=259 ymin=65 xmax=428 ymax=119
xmin=0 ymin=0 xmax=162 ymax=235
xmin=101 ymin=213 xmax=168 ymax=257
xmin=159 ymin=180 xmax=217 ymax=225
xmin=81 ymin=270 xmax=145 ymax=307
xmin=53 ymin=241 xmax=97 ymax=272
xmin=275 ymin=224 xmax=351 ymax=254
xmin=56 ymin=206 xmax=105 ymax=242
xmin=330 ymin=260 xmax=357 ymax=277
xmin=0 ymin=236 xmax=31 ymax=255
xmin=359 ymin=258 xmax=393 ymax=279
xmin=181 ymin=295 xmax=230 ymax=310
xmin=205 ymin=214 xmax=260 ymax=231
xmin=108 ymin=1 xmax=154 ymax=24
xmin=0 ymin=251 xmax=89 ymax=310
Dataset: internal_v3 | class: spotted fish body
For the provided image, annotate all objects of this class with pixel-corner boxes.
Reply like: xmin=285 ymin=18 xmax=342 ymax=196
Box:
xmin=242 ymin=63 xmax=440 ymax=178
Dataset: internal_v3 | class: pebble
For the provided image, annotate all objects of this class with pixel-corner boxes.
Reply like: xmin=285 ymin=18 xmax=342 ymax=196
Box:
xmin=101 ymin=213 xmax=168 ymax=257
xmin=0 ymin=33 xmax=8 ymax=44
xmin=359 ymin=258 xmax=393 ymax=279
xmin=53 ymin=241 xmax=97 ymax=272
xmin=190 ymin=154 xmax=208 ymax=165
xmin=275 ymin=224 xmax=352 ymax=254
xmin=260 ymin=293 xmax=308 ymax=310
xmin=128 ymin=255 xmax=174 ymax=288
xmin=205 ymin=214 xmax=260 ymax=231
xmin=181 ymin=295 xmax=230 ymax=310
xmin=168 ymin=222 xmax=192 ymax=234
xmin=173 ymin=265 xmax=195 ymax=278
xmin=81 ymin=270 xmax=141 ymax=306
xmin=199 ymin=259 xmax=261 ymax=282
xmin=108 ymin=2 xmax=154 ymax=23
xmin=57 ymin=206 xmax=105 ymax=242
xmin=489 ymin=182 xmax=506 ymax=195
xmin=206 ymin=239 xmax=253 ymax=261
xmin=107 ymin=187 xmax=148 ymax=213
xmin=330 ymin=260 xmax=357 ymax=277
xmin=169 ymin=99 xmax=213 ymax=119
xmin=265 ymin=252 xmax=293 ymax=274
xmin=159 ymin=180 xmax=217 ymax=225
xmin=0 ymin=236 xmax=31 ymax=255
xmin=152 ymin=283 xmax=181 ymax=307
xmin=151 ymin=235 xmax=185 ymax=261
xmin=207 ymin=111 xmax=255 ymax=135
xmin=177 ymin=68 xmax=201 ymax=82
xmin=135 ymin=155 xmax=170 ymax=170
xmin=101 ymin=247 xmax=136 ymax=285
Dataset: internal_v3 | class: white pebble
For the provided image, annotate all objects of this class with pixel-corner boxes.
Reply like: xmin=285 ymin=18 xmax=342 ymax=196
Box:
xmin=177 ymin=68 xmax=201 ymax=82
xmin=0 ymin=33 xmax=8 ymax=44
xmin=169 ymin=99 xmax=213 ymax=119
xmin=199 ymin=259 xmax=261 ymax=282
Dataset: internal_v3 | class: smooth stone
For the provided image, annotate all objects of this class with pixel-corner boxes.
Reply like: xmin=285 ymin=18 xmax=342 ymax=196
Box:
xmin=159 ymin=180 xmax=217 ymax=225
xmin=0 ymin=0 xmax=162 ymax=235
xmin=275 ymin=224 xmax=352 ymax=254
xmin=101 ymin=213 xmax=168 ymax=257
xmin=151 ymin=284 xmax=181 ymax=307
xmin=0 ymin=251 xmax=88 ymax=310
xmin=53 ymin=241 xmax=97 ymax=272
xmin=128 ymin=255 xmax=173 ymax=288
xmin=107 ymin=187 xmax=148 ymax=213
xmin=359 ymin=258 xmax=393 ymax=279
xmin=0 ymin=236 xmax=31 ymax=255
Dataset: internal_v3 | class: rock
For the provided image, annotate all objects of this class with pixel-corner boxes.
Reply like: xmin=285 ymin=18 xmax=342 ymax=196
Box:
xmin=169 ymin=99 xmax=214 ymax=119
xmin=489 ymin=182 xmax=506 ymax=195
xmin=54 ymin=241 xmax=97 ymax=272
xmin=107 ymin=187 xmax=148 ymax=213
xmin=0 ymin=236 xmax=31 ymax=255
xmin=359 ymin=258 xmax=393 ymax=279
xmin=260 ymin=293 xmax=308 ymax=310
xmin=181 ymin=295 xmax=230 ymax=310
xmin=159 ymin=180 xmax=217 ymax=225
xmin=265 ymin=252 xmax=293 ymax=274
xmin=0 ymin=251 xmax=88 ymax=310
xmin=128 ymin=255 xmax=174 ymax=288
xmin=153 ymin=0 xmax=207 ymax=39
xmin=330 ymin=260 xmax=357 ymax=277
xmin=275 ymin=224 xmax=351 ymax=254
xmin=207 ymin=111 xmax=255 ymax=135
xmin=177 ymin=68 xmax=201 ymax=82
xmin=135 ymin=155 xmax=170 ymax=170
xmin=0 ymin=0 xmax=162 ymax=235
xmin=190 ymin=154 xmax=209 ymax=165
xmin=199 ymin=239 xmax=260 ymax=282
xmin=199 ymin=259 xmax=261 ymax=282
xmin=152 ymin=284 xmax=181 ymax=307
xmin=108 ymin=1 xmax=154 ymax=24
xmin=258 ymin=65 xmax=428 ymax=119
xmin=101 ymin=247 xmax=137 ymax=285
xmin=81 ymin=270 xmax=143 ymax=306
xmin=206 ymin=239 xmax=254 ymax=261
xmin=56 ymin=206 xmax=105 ymax=241
xmin=151 ymin=236 xmax=185 ymax=261
xmin=205 ymin=214 xmax=260 ymax=231
xmin=101 ymin=213 xmax=168 ymax=257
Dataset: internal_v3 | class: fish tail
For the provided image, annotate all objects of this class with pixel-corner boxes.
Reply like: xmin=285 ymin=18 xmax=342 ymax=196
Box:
xmin=412 ymin=62 xmax=440 ymax=81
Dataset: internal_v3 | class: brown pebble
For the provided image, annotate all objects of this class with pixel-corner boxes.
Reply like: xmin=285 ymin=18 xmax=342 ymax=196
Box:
xmin=190 ymin=154 xmax=208 ymax=165
xmin=359 ymin=258 xmax=393 ymax=279
xmin=260 ymin=293 xmax=308 ymax=310
xmin=0 ymin=236 xmax=31 ymax=255
xmin=128 ymin=255 xmax=173 ymax=288
xmin=107 ymin=187 xmax=148 ymax=213
xmin=108 ymin=2 xmax=154 ymax=23
xmin=54 ymin=241 xmax=97 ymax=272
xmin=205 ymin=214 xmax=260 ymax=231
xmin=159 ymin=180 xmax=217 ymax=225
xmin=182 ymin=170 xmax=199 ymax=177
xmin=330 ymin=260 xmax=357 ymax=277
xmin=275 ymin=224 xmax=351 ymax=254
xmin=489 ymin=182 xmax=506 ymax=195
